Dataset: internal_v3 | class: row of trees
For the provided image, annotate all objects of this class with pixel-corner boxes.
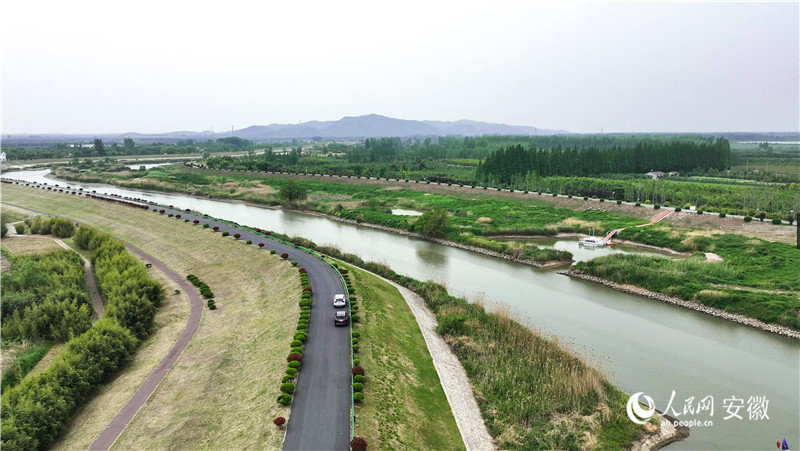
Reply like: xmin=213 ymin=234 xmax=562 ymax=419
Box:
xmin=1 ymin=226 xmax=164 ymax=450
xmin=3 ymin=137 xmax=257 ymax=160
xmin=475 ymin=139 xmax=731 ymax=184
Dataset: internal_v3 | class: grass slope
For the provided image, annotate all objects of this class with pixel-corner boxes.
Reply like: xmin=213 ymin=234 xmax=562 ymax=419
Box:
xmin=345 ymin=264 xmax=463 ymax=450
xmin=3 ymin=185 xmax=298 ymax=449
xmin=577 ymin=226 xmax=800 ymax=329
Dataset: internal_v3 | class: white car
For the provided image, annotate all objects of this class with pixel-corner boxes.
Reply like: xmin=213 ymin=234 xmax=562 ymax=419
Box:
xmin=333 ymin=294 xmax=346 ymax=308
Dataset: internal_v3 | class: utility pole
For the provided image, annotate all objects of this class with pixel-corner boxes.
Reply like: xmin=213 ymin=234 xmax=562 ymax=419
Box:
xmin=796 ymin=213 xmax=799 ymax=250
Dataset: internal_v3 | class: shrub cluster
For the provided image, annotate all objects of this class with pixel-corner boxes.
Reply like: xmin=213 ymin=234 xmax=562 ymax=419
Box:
xmin=23 ymin=216 xmax=76 ymax=238
xmin=1 ymin=226 xmax=163 ymax=450
xmin=277 ymin=267 xmax=314 ymax=406
xmin=186 ymin=274 xmax=215 ymax=305
xmin=1 ymin=249 xmax=92 ymax=343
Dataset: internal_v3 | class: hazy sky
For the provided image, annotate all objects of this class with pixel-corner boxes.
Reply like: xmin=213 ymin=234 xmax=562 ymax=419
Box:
xmin=2 ymin=1 xmax=798 ymax=134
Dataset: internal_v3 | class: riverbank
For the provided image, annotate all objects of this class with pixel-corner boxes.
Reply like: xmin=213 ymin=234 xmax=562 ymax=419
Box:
xmin=563 ymin=269 xmax=800 ymax=340
xmin=33 ymin=171 xmax=575 ymax=268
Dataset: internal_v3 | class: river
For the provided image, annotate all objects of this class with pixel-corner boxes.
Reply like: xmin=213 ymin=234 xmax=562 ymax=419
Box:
xmin=4 ymin=169 xmax=798 ymax=449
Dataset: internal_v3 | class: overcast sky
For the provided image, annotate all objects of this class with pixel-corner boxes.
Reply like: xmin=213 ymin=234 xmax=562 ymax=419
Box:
xmin=2 ymin=1 xmax=798 ymax=134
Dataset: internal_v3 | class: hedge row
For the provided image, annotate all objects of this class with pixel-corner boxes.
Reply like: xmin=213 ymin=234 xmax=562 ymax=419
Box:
xmin=186 ymin=274 xmax=216 ymax=308
xmin=0 ymin=226 xmax=164 ymax=450
xmin=278 ymin=266 xmax=312 ymax=406
xmin=333 ymin=266 xmax=366 ymax=407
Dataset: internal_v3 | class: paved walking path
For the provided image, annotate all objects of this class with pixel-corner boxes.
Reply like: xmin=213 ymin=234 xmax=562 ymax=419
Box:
xmin=88 ymin=244 xmax=204 ymax=451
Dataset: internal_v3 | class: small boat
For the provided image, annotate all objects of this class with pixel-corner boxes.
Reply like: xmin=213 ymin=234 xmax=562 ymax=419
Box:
xmin=578 ymin=236 xmax=607 ymax=247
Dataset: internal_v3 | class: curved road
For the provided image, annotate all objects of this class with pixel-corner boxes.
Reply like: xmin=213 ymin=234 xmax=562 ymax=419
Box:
xmin=5 ymin=181 xmax=351 ymax=450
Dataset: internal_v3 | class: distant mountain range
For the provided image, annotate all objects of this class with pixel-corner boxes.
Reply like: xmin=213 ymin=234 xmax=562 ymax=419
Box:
xmin=1 ymin=114 xmax=569 ymax=144
xmin=233 ymin=114 xmax=569 ymax=138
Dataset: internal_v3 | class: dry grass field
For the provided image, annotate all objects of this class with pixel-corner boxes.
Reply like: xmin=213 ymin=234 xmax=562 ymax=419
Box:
xmin=2 ymin=185 xmax=299 ymax=449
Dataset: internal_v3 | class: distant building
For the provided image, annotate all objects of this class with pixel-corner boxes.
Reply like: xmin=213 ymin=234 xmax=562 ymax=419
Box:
xmin=645 ymin=171 xmax=665 ymax=179
xmin=667 ymin=171 xmax=679 ymax=177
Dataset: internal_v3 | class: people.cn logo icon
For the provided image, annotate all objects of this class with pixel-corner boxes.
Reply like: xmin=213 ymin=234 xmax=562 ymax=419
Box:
xmin=626 ymin=392 xmax=656 ymax=424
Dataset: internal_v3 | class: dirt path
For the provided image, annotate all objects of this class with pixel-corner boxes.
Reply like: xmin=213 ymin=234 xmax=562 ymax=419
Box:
xmin=3 ymin=220 xmax=106 ymax=318
xmin=88 ymin=244 xmax=203 ymax=451
xmin=53 ymin=238 xmax=105 ymax=318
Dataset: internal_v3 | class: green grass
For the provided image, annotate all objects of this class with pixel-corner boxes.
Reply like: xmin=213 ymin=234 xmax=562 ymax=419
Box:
xmin=345 ymin=264 xmax=463 ymax=450
xmin=575 ymin=227 xmax=800 ymax=330
xmin=245 ymin=232 xmax=649 ymax=450
xmin=0 ymin=342 xmax=54 ymax=392
xmin=56 ymin=166 xmax=655 ymax=263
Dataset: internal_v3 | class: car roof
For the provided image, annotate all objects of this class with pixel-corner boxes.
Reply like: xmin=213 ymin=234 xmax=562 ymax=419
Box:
xmin=334 ymin=294 xmax=345 ymax=298
xmin=335 ymin=311 xmax=347 ymax=316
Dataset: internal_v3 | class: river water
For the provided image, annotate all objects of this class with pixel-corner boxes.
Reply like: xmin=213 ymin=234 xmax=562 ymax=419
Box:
xmin=4 ymin=169 xmax=798 ymax=449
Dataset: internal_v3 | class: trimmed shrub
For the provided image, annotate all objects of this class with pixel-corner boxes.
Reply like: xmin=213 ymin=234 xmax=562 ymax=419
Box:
xmin=675 ymin=207 xmax=682 ymax=212
xmin=207 ymin=299 xmax=216 ymax=310
xmin=353 ymin=392 xmax=365 ymax=403
xmin=351 ymin=365 xmax=365 ymax=376
xmin=653 ymin=204 xmax=661 ymax=209
xmin=772 ymin=218 xmax=782 ymax=225
xmin=258 ymin=242 xmax=265 ymax=247
xmin=351 ymin=314 xmax=360 ymax=322
xmin=353 ymin=358 xmax=360 ymax=366
xmin=185 ymin=219 xmax=190 ymax=222
xmin=290 ymin=340 xmax=303 ymax=347
xmin=288 ymin=360 xmax=301 ymax=369
xmin=287 ymin=353 xmax=303 ymax=363
xmin=281 ymin=375 xmax=294 ymax=383
xmin=293 ymin=332 xmax=307 ymax=341
xmin=280 ymin=382 xmax=295 ymax=394
xmin=352 ymin=344 xmax=359 ymax=353
xmin=350 ymin=437 xmax=368 ymax=451
xmin=719 ymin=213 xmax=726 ymax=218
xmin=233 ymin=233 xmax=241 ymax=240
xmin=352 ymin=331 xmax=360 ymax=338
xmin=193 ymin=219 xmax=200 ymax=224
xmin=270 ymin=249 xmax=277 ymax=254
xmin=213 ymin=226 xmax=219 ymax=231
xmin=285 ymin=367 xmax=298 ymax=376
xmin=299 ymin=299 xmax=312 ymax=308
xmin=277 ymin=394 xmax=292 ymax=405
xmin=202 ymin=223 xmax=209 ymax=228
xmin=352 ymin=382 xmax=364 ymax=392
xmin=352 ymin=337 xmax=359 ymax=344
xmin=697 ymin=210 xmax=704 ymax=215
xmin=273 ymin=417 xmax=286 ymax=428
xmin=744 ymin=216 xmax=753 ymax=222
xmin=290 ymin=347 xmax=304 ymax=354
xmin=281 ymin=253 xmax=289 ymax=259
xmin=222 ymin=231 xmax=230 ymax=236
xmin=353 ymin=374 xmax=365 ymax=383
xmin=246 ymin=240 xmax=252 ymax=244
xmin=616 ymin=200 xmax=622 ymax=205
xmin=635 ymin=202 xmax=641 ymax=206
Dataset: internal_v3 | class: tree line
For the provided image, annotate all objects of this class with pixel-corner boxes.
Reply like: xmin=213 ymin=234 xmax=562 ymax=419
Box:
xmin=1 ymin=226 xmax=164 ymax=450
xmin=475 ymin=139 xmax=730 ymax=184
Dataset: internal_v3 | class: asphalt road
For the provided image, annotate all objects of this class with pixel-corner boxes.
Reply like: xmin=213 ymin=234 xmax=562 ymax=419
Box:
xmin=3 ymin=180 xmax=352 ymax=450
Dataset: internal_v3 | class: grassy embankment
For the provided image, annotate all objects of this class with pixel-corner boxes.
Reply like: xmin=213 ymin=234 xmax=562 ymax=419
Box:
xmin=244 ymin=231 xmax=649 ymax=450
xmin=2 ymin=185 xmax=298 ymax=449
xmin=343 ymin=264 xmax=463 ymax=449
xmin=54 ymin=166 xmax=648 ymax=263
xmin=3 ymin=184 xmax=465 ymax=449
xmin=575 ymin=226 xmax=800 ymax=330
